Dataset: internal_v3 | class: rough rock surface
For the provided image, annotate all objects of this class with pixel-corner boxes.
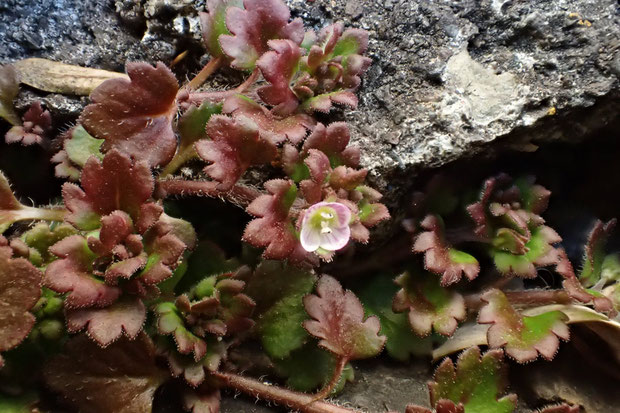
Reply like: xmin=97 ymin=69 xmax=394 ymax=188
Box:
xmin=1 ymin=0 xmax=618 ymax=198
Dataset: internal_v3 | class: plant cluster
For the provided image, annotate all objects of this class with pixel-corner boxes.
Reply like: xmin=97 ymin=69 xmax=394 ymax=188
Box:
xmin=0 ymin=1 xmax=619 ymax=412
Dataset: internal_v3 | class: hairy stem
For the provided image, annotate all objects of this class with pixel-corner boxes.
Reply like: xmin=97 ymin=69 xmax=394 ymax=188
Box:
xmin=186 ymin=56 xmax=223 ymax=90
xmin=159 ymin=145 xmax=198 ymax=178
xmin=313 ymin=356 xmax=348 ymax=401
xmin=155 ymin=179 xmax=261 ymax=208
xmin=465 ymin=289 xmax=573 ymax=311
xmin=212 ymin=371 xmax=359 ymax=413
xmin=181 ymin=68 xmax=260 ymax=108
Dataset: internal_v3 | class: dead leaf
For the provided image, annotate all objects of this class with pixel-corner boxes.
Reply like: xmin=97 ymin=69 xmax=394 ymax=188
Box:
xmin=13 ymin=58 xmax=129 ymax=96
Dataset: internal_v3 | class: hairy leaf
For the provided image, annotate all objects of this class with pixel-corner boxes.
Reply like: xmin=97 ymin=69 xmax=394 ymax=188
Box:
xmin=303 ymin=275 xmax=385 ymax=360
xmin=20 ymin=222 xmax=77 ymax=266
xmin=580 ymin=219 xmax=616 ymax=287
xmin=393 ymin=270 xmax=466 ymax=337
xmin=0 ymin=239 xmax=42 ymax=360
xmin=155 ymin=301 xmax=208 ymax=361
xmin=63 ymin=125 xmax=105 ymax=167
xmin=196 ymin=115 xmax=277 ymax=190
xmin=257 ymin=39 xmax=302 ymax=114
xmin=178 ymin=101 xmax=222 ymax=145
xmin=555 ymin=249 xmax=616 ymax=315
xmin=429 ymin=346 xmax=517 ymax=413
xmin=413 ymin=215 xmax=480 ymax=286
xmin=199 ymin=0 xmax=243 ymax=58
xmin=243 ymin=179 xmax=300 ymax=260
xmin=44 ymin=235 xmax=121 ymax=309
xmin=0 ymin=64 xmax=20 ymax=125
xmin=244 ymin=260 xmax=316 ymax=358
xmin=44 ymin=334 xmax=166 ymax=413
xmin=63 ymin=149 xmax=154 ymax=230
xmin=478 ymin=289 xmax=569 ymax=362
xmin=80 ymin=62 xmax=179 ymax=167
xmin=66 ymin=297 xmax=146 ymax=347
xmin=5 ymin=102 xmax=51 ymax=146
xmin=223 ymin=95 xmax=314 ymax=144
xmin=300 ymin=90 xmax=358 ymax=113
xmin=161 ymin=337 xmax=226 ymax=387
xmin=538 ymin=404 xmax=580 ymax=413
xmin=0 ymin=171 xmax=24 ymax=233
xmin=139 ymin=220 xmax=188 ymax=285
xmin=492 ymin=226 xmax=561 ymax=278
xmin=219 ymin=0 xmax=304 ymax=70
xmin=302 ymin=122 xmax=360 ymax=168
xmin=357 ymin=275 xmax=432 ymax=361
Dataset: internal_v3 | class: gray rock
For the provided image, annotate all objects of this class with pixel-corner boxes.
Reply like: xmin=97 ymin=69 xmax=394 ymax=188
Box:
xmin=1 ymin=0 xmax=618 ymax=206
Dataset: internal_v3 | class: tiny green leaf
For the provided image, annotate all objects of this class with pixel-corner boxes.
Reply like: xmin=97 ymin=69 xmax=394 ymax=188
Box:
xmin=64 ymin=125 xmax=104 ymax=167
xmin=430 ymin=346 xmax=517 ymax=413
xmin=393 ymin=270 xmax=466 ymax=337
xmin=357 ymin=274 xmax=432 ymax=361
xmin=479 ymin=289 xmax=569 ymax=362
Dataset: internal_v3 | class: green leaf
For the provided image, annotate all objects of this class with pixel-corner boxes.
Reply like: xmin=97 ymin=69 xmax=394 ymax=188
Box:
xmin=492 ymin=226 xmax=560 ymax=278
xmin=245 ymin=260 xmax=316 ymax=358
xmin=430 ymin=346 xmax=517 ymax=413
xmin=174 ymin=240 xmax=240 ymax=293
xmin=64 ymin=125 xmax=104 ymax=167
xmin=357 ymin=274 xmax=432 ymax=361
xmin=20 ymin=222 xmax=77 ymax=267
xmin=275 ymin=342 xmax=354 ymax=394
xmin=478 ymin=289 xmax=569 ymax=362
xmin=393 ymin=270 xmax=466 ymax=337
xmin=179 ymin=101 xmax=222 ymax=144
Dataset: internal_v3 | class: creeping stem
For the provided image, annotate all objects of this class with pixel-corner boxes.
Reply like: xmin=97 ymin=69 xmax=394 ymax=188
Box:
xmin=186 ymin=56 xmax=223 ymax=90
xmin=156 ymin=179 xmax=262 ymax=208
xmin=1 ymin=206 xmax=67 ymax=226
xmin=212 ymin=371 xmax=359 ymax=413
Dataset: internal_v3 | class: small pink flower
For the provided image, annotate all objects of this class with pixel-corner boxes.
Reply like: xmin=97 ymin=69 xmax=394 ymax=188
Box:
xmin=300 ymin=202 xmax=351 ymax=252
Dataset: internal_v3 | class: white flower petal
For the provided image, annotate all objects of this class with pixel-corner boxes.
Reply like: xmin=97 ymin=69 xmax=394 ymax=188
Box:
xmin=300 ymin=226 xmax=321 ymax=252
xmin=319 ymin=225 xmax=351 ymax=251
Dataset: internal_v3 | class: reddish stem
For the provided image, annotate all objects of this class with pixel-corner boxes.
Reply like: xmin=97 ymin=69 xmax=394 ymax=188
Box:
xmin=465 ymin=289 xmax=573 ymax=311
xmin=186 ymin=56 xmax=223 ymax=90
xmin=313 ymin=356 xmax=348 ymax=401
xmin=180 ymin=68 xmax=260 ymax=109
xmin=212 ymin=371 xmax=359 ymax=413
xmin=155 ymin=179 xmax=262 ymax=208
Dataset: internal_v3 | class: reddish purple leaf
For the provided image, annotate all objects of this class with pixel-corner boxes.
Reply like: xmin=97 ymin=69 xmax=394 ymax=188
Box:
xmin=302 ymin=122 xmax=360 ymax=168
xmin=555 ymin=249 xmax=616 ymax=316
xmin=195 ymin=115 xmax=277 ymax=191
xmin=413 ymin=215 xmax=480 ymax=286
xmin=80 ymin=62 xmax=179 ymax=167
xmin=140 ymin=220 xmax=188 ymax=285
xmin=5 ymin=101 xmax=51 ymax=146
xmin=257 ymin=39 xmax=302 ymax=115
xmin=63 ymin=149 xmax=154 ymax=230
xmin=303 ymin=275 xmax=385 ymax=360
xmin=44 ymin=334 xmax=166 ymax=413
xmin=243 ymin=179 xmax=299 ymax=260
xmin=223 ymin=95 xmax=315 ymax=144
xmin=393 ymin=271 xmax=466 ymax=337
xmin=0 ymin=239 xmax=42 ymax=356
xmin=66 ymin=297 xmax=146 ymax=347
xmin=219 ymin=0 xmax=304 ymax=70
xmin=44 ymin=235 xmax=121 ymax=309
xmin=301 ymin=90 xmax=358 ymax=113
xmin=479 ymin=289 xmax=570 ymax=362
xmin=200 ymin=0 xmax=243 ymax=58
xmin=538 ymin=404 xmax=580 ymax=413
